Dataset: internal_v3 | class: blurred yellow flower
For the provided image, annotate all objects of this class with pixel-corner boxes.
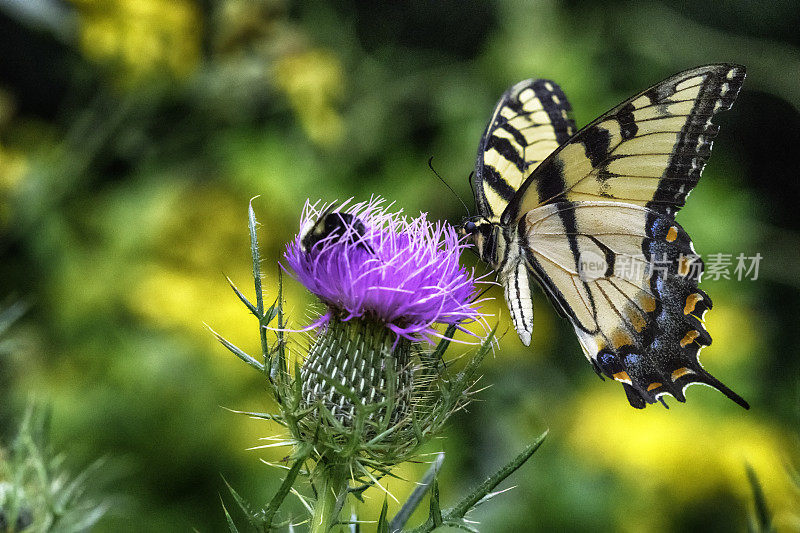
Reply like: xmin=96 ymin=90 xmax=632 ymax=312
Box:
xmin=567 ymin=387 xmax=796 ymax=531
xmin=70 ymin=0 xmax=201 ymax=79
xmin=274 ymin=49 xmax=345 ymax=147
xmin=0 ymin=143 xmax=27 ymax=197
xmin=0 ymin=151 xmax=26 ymax=227
xmin=124 ymin=193 xmax=258 ymax=343
xmin=120 ymin=186 xmax=314 ymax=375
xmin=0 ymin=89 xmax=26 ymax=225
xmin=703 ymin=302 xmax=756 ymax=367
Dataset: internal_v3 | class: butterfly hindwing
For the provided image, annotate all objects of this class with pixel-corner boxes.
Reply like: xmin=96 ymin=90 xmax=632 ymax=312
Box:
xmin=521 ymin=201 xmax=748 ymax=408
xmin=474 ymin=79 xmax=576 ymax=221
xmin=503 ymin=64 xmax=745 ymax=224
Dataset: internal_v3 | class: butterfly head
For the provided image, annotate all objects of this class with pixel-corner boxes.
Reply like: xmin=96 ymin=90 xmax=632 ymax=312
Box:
xmin=459 ymin=216 xmax=503 ymax=268
xmin=461 ymin=219 xmax=478 ymax=235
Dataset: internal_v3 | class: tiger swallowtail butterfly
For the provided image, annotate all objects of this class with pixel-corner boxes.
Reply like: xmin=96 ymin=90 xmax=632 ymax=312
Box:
xmin=460 ymin=64 xmax=749 ymax=409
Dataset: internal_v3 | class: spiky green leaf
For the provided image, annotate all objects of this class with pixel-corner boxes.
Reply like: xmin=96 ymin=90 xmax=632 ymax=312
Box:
xmin=262 ymin=456 xmax=307 ymax=528
xmin=390 ymin=453 xmax=444 ymax=532
xmin=746 ymin=464 xmax=774 ymax=533
xmin=377 ymin=498 xmax=390 ymax=533
xmin=227 ymin=276 xmax=259 ymax=317
xmin=209 ymin=326 xmax=265 ymax=372
xmin=447 ymin=430 xmax=547 ymax=521
xmin=429 ymin=477 xmax=442 ymax=527
xmin=223 ymin=477 xmax=261 ymax=528
xmin=221 ymin=498 xmax=241 ymax=533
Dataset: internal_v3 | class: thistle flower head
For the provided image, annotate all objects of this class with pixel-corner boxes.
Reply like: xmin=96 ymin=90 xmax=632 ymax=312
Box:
xmin=284 ymin=198 xmax=482 ymax=342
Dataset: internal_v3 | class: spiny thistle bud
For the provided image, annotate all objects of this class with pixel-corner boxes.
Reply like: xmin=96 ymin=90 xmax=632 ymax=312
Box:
xmin=299 ymin=319 xmax=413 ymax=428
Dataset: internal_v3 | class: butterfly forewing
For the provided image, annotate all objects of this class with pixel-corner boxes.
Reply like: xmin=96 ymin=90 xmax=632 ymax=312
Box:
xmin=474 ymin=78 xmax=576 ymax=222
xmin=502 ymin=64 xmax=746 ymax=224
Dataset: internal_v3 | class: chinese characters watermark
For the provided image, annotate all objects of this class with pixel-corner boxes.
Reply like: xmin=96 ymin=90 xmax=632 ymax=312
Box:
xmin=577 ymin=251 xmax=763 ymax=282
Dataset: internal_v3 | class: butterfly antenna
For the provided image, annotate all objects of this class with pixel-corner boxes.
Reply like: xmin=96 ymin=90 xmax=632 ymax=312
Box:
xmin=471 ymin=283 xmax=494 ymax=304
xmin=428 ymin=157 xmax=470 ymax=216
xmin=468 ymin=171 xmax=476 ymax=198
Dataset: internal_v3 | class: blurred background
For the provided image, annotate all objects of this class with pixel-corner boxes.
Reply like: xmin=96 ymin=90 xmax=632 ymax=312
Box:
xmin=0 ymin=0 xmax=799 ymax=531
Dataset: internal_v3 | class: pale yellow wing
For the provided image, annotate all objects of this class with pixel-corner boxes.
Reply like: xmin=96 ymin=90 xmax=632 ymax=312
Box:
xmin=522 ymin=201 xmax=748 ymax=409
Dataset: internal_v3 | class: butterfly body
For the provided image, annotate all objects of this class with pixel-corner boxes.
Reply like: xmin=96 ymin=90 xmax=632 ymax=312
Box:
xmin=461 ymin=65 xmax=749 ymax=409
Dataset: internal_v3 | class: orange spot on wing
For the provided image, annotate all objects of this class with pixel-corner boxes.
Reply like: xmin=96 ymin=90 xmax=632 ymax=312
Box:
xmin=684 ymin=293 xmax=703 ymax=315
xmin=613 ymin=371 xmax=632 ymax=383
xmin=666 ymin=226 xmax=678 ymax=242
xmin=647 ymin=382 xmax=662 ymax=391
xmin=678 ymin=256 xmax=692 ymax=277
xmin=680 ymin=330 xmax=700 ymax=347
xmin=639 ymin=293 xmax=657 ymax=313
xmin=611 ymin=329 xmax=634 ymax=349
xmin=671 ymin=367 xmax=693 ymax=381
xmin=629 ymin=309 xmax=647 ymax=332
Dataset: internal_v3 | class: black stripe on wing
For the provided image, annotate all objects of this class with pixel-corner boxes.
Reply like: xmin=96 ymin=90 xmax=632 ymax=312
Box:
xmin=646 ymin=67 xmax=746 ymax=216
xmin=502 ymin=64 xmax=746 ymax=224
xmin=474 ymin=78 xmax=576 ymax=219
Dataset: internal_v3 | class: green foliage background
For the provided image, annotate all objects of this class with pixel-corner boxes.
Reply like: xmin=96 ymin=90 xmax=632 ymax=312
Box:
xmin=1 ymin=0 xmax=799 ymax=531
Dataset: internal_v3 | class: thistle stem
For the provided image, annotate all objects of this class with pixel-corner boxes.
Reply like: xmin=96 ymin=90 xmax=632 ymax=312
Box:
xmin=311 ymin=463 xmax=348 ymax=533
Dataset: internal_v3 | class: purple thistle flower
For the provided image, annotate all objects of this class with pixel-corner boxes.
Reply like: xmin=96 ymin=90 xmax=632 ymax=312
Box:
xmin=284 ymin=198 xmax=484 ymax=342
xmin=218 ymin=198 xmax=497 ymax=520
